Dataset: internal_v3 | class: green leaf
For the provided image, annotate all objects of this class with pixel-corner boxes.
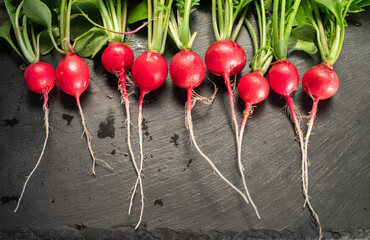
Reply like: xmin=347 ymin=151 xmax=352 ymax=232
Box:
xmin=0 ymin=20 xmax=14 ymax=45
xmin=357 ymin=0 xmax=370 ymax=7
xmin=4 ymin=0 xmax=22 ymax=27
xmin=348 ymin=0 xmax=370 ymax=12
xmin=175 ymin=0 xmax=200 ymax=17
xmin=73 ymin=27 xmax=108 ymax=58
xmin=0 ymin=20 xmax=28 ymax=62
xmin=39 ymin=27 xmax=60 ymax=55
xmin=314 ymin=0 xmax=350 ymax=24
xmin=23 ymin=0 xmax=52 ymax=29
xmin=265 ymin=17 xmax=273 ymax=47
xmin=288 ymin=23 xmax=317 ymax=54
xmin=264 ymin=0 xmax=273 ymax=10
xmin=296 ymin=0 xmax=314 ymax=25
xmin=69 ymin=15 xmax=95 ymax=40
xmin=128 ymin=0 xmax=148 ymax=24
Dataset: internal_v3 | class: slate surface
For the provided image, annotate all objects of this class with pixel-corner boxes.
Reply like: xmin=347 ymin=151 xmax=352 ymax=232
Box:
xmin=0 ymin=1 xmax=369 ymax=239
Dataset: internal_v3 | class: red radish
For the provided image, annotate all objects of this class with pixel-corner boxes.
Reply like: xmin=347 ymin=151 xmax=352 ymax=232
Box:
xmin=15 ymin=62 xmax=55 ymax=212
xmin=128 ymin=50 xmax=168 ymax=229
xmin=301 ymin=62 xmax=339 ymax=207
xmin=127 ymin=0 xmax=173 ymax=229
xmin=268 ymin=60 xmax=299 ymax=96
xmin=101 ymin=43 xmax=135 ymax=171
xmin=56 ymin=53 xmax=111 ymax=175
xmin=170 ymin=50 xmax=205 ymax=89
xmin=302 ymin=63 xmax=339 ymax=101
xmin=205 ymin=39 xmax=246 ymax=150
xmin=101 ymin=43 xmax=134 ymax=74
xmin=132 ymin=51 xmax=168 ymax=92
xmin=237 ymin=70 xmax=270 ymax=219
xmin=267 ymin=59 xmax=305 ymax=178
xmin=168 ymin=2 xmax=254 ymax=213
xmin=170 ymin=49 xmax=252 ymax=205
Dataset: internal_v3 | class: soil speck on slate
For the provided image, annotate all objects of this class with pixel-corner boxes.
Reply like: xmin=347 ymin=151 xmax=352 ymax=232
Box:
xmin=182 ymin=159 xmax=193 ymax=172
xmin=111 ymin=150 xmax=116 ymax=155
xmin=76 ymin=224 xmax=86 ymax=230
xmin=142 ymin=118 xmax=153 ymax=141
xmin=1 ymin=196 xmax=18 ymax=204
xmin=170 ymin=134 xmax=180 ymax=146
xmin=4 ymin=118 xmax=19 ymax=128
xmin=98 ymin=115 xmax=115 ymax=138
xmin=154 ymin=199 xmax=163 ymax=207
xmin=62 ymin=114 xmax=73 ymax=125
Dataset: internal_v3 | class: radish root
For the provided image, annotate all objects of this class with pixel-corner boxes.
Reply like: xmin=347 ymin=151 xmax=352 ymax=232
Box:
xmin=15 ymin=92 xmax=50 ymax=213
xmin=303 ymin=98 xmax=323 ymax=239
xmin=237 ymin=104 xmax=261 ymax=219
xmin=76 ymin=99 xmax=112 ymax=175
xmin=128 ymin=91 xmax=146 ymax=230
xmin=118 ymin=73 xmax=144 ymax=229
xmin=186 ymin=88 xmax=250 ymax=206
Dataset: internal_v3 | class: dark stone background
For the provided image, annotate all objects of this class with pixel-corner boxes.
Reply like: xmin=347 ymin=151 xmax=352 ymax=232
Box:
xmin=0 ymin=1 xmax=369 ymax=239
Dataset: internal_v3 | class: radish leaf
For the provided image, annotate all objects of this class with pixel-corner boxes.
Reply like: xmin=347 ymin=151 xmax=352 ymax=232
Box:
xmin=128 ymin=1 xmax=148 ymax=24
xmin=39 ymin=27 xmax=60 ymax=55
xmin=175 ymin=0 xmax=200 ymax=17
xmin=288 ymin=23 xmax=317 ymax=54
xmin=73 ymin=27 xmax=108 ymax=58
xmin=23 ymin=0 xmax=52 ymax=29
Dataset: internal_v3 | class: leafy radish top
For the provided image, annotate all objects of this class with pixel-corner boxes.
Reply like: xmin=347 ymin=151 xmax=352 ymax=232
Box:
xmin=129 ymin=0 xmax=174 ymax=54
xmin=0 ymin=0 xmax=59 ymax=64
xmin=272 ymin=0 xmax=319 ymax=60
xmin=73 ymin=0 xmax=132 ymax=58
xmin=212 ymin=0 xmax=252 ymax=41
xmin=168 ymin=0 xmax=200 ymax=50
xmin=297 ymin=0 xmax=370 ymax=66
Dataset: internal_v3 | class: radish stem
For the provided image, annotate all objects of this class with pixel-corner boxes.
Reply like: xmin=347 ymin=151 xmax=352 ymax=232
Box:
xmin=14 ymin=92 xmax=49 ymax=212
xmin=237 ymin=104 xmax=260 ymax=219
xmin=76 ymin=98 xmax=112 ymax=175
xmin=186 ymin=88 xmax=250 ymax=205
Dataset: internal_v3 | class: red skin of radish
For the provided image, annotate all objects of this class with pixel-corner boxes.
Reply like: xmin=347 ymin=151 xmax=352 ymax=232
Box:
xmin=55 ymin=53 xmax=90 ymax=99
xmin=170 ymin=49 xmax=205 ymax=89
xmin=205 ymin=40 xmax=246 ymax=77
xmin=132 ymin=51 xmax=168 ymax=93
xmin=238 ymin=71 xmax=270 ymax=106
xmin=15 ymin=62 xmax=55 ymax=213
xmin=268 ymin=59 xmax=299 ymax=96
xmin=101 ymin=42 xmax=134 ymax=74
xmin=24 ymin=62 xmax=55 ymax=94
xmin=302 ymin=62 xmax=339 ymax=100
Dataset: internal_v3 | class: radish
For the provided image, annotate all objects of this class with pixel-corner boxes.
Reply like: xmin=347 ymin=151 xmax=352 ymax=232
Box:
xmin=205 ymin=0 xmax=254 ymax=208
xmin=168 ymin=0 xmax=253 ymax=209
xmin=1 ymin=0 xmax=56 ymax=212
xmin=128 ymin=0 xmax=174 ymax=229
xmin=269 ymin=0 xmax=305 ymax=169
xmin=15 ymin=62 xmax=55 ymax=212
xmin=295 ymin=1 xmax=369 ymax=238
xmin=51 ymin=0 xmax=112 ymax=175
xmin=235 ymin=0 xmax=274 ymax=218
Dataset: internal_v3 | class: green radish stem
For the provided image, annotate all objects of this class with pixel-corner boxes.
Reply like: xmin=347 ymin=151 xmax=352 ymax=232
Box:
xmin=237 ymin=104 xmax=260 ymax=219
xmin=186 ymin=88 xmax=251 ymax=205
xmin=14 ymin=92 xmax=49 ymax=213
xmin=76 ymin=98 xmax=113 ymax=175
